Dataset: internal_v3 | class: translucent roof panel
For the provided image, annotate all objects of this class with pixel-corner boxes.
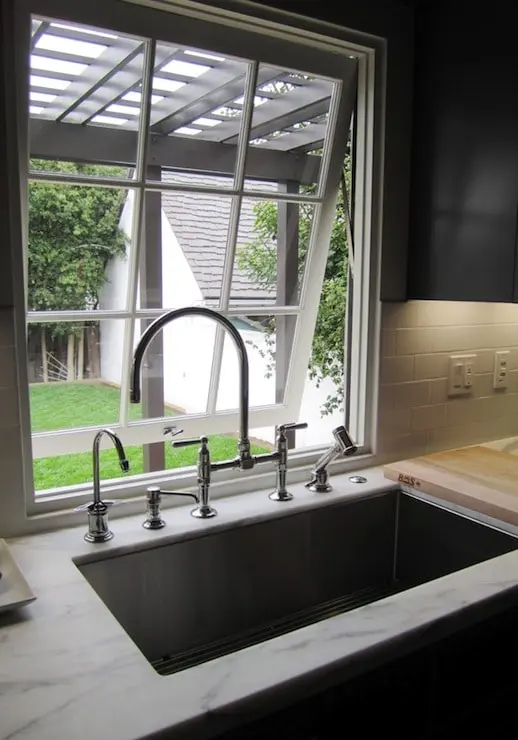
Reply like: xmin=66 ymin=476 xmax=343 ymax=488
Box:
xmin=30 ymin=17 xmax=144 ymax=127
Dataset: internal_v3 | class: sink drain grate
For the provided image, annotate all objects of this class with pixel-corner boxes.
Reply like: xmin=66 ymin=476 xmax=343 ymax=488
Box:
xmin=152 ymin=582 xmax=401 ymax=676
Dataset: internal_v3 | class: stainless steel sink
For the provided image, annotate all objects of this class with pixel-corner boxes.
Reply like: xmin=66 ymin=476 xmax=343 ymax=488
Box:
xmin=76 ymin=490 xmax=518 ymax=676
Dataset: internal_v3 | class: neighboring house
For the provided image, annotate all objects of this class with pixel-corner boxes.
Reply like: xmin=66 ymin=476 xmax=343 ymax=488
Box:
xmin=100 ymin=172 xmax=343 ymax=446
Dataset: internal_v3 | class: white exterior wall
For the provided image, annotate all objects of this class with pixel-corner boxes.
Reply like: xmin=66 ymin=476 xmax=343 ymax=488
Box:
xmin=99 ymin=192 xmax=132 ymax=386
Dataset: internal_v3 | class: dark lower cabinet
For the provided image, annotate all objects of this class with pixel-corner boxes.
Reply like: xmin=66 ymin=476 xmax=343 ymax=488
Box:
xmin=216 ymin=604 xmax=518 ymax=739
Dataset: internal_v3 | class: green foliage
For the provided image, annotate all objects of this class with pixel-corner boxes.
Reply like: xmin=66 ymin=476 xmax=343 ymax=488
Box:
xmin=237 ymin=157 xmax=351 ymax=415
xmin=28 ymin=160 xmax=127 ymax=336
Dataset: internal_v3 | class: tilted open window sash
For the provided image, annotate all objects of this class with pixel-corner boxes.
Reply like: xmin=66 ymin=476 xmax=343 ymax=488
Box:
xmin=21 ymin=0 xmax=359 ymax=466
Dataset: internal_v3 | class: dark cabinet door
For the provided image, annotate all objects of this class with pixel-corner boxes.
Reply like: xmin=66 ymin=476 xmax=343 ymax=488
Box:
xmin=408 ymin=5 xmax=518 ymax=302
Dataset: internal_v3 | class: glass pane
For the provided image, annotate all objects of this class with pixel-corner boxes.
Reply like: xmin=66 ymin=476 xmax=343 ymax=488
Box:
xmin=146 ymin=41 xmax=252 ymax=186
xmin=130 ymin=314 xmax=217 ymax=419
xmin=231 ymin=197 xmax=315 ymax=308
xmin=216 ymin=315 xmax=295 ymax=410
xmin=30 ymin=17 xmax=145 ymax=171
xmin=243 ymin=66 xmax=336 ymax=192
xmin=137 ymin=187 xmax=233 ymax=310
xmin=27 ymin=181 xmax=132 ymax=312
xmin=28 ymin=320 xmax=122 ymax=432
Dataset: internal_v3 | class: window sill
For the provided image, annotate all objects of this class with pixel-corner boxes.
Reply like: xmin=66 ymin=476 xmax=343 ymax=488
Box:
xmin=24 ymin=446 xmax=375 ymax=535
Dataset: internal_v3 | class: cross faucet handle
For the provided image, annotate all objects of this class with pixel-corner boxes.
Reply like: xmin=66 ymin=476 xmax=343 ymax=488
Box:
xmin=278 ymin=421 xmax=308 ymax=435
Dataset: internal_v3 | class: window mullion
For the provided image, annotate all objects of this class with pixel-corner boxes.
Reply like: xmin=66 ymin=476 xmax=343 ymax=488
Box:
xmin=206 ymin=61 xmax=259 ymax=415
xmin=28 ymin=310 xmax=133 ymax=322
xmin=348 ymin=53 xmax=373 ymax=446
xmin=119 ymin=38 xmax=156 ymax=428
xmin=27 ymin=171 xmax=132 ymax=189
xmin=144 ymin=180 xmax=323 ymax=204
xmin=233 ymin=60 xmax=259 ymax=192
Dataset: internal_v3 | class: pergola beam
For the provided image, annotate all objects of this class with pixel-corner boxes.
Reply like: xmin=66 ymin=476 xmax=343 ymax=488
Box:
xmin=254 ymin=123 xmax=328 ymax=152
xmin=140 ymin=165 xmax=165 ymax=473
xmin=29 ymin=119 xmax=322 ymax=184
xmin=227 ymin=100 xmax=329 ymax=146
xmin=206 ymin=80 xmax=332 ymax=143
xmin=150 ymin=63 xmax=282 ymax=136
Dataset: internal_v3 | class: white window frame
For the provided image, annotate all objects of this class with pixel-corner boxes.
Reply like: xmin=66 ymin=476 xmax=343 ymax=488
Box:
xmin=6 ymin=0 xmax=384 ymax=525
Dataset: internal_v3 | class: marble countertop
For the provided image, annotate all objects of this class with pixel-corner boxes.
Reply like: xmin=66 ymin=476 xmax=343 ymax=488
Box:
xmin=2 ymin=467 xmax=518 ymax=740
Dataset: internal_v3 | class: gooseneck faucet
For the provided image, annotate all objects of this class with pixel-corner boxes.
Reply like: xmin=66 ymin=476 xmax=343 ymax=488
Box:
xmin=93 ymin=429 xmax=130 ymax=502
xmin=76 ymin=428 xmax=130 ymax=542
xmin=130 ymin=306 xmax=253 ymax=470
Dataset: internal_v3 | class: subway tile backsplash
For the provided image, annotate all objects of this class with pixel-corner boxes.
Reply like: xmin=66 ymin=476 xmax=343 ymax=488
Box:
xmin=378 ymin=301 xmax=518 ymax=458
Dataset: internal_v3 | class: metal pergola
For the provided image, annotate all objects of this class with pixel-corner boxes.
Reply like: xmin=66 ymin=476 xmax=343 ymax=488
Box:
xmin=27 ymin=16 xmax=341 ymax=468
xmin=29 ymin=18 xmax=332 ymax=183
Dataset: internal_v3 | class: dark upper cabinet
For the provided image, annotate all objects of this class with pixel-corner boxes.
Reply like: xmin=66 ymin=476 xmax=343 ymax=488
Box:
xmin=408 ymin=3 xmax=518 ymax=302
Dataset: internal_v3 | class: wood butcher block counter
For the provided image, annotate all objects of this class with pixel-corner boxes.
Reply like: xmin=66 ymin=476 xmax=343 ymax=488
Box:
xmin=384 ymin=437 xmax=518 ymax=527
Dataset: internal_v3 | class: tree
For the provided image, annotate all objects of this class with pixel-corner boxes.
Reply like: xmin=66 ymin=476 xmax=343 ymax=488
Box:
xmin=28 ymin=160 xmax=127 ymax=381
xmin=237 ymin=154 xmax=351 ymax=416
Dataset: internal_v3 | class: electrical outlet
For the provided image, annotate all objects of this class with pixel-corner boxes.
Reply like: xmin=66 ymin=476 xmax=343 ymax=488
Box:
xmin=448 ymin=354 xmax=476 ymax=396
xmin=494 ymin=350 xmax=509 ymax=389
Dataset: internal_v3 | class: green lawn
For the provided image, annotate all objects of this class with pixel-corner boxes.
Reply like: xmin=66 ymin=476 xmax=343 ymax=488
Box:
xmin=30 ymin=381 xmax=271 ymax=491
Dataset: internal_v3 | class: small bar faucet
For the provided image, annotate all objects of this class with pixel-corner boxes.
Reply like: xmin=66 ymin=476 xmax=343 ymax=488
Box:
xmin=130 ymin=307 xmax=253 ymax=470
xmin=306 ymin=425 xmax=357 ymax=493
xmin=76 ymin=429 xmax=130 ymax=543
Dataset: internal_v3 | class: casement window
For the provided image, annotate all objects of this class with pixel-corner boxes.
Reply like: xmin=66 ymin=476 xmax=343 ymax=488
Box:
xmin=10 ymin=0 xmax=380 ymax=510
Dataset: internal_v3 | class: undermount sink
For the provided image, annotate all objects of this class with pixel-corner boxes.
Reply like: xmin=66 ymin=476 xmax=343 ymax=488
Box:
xmin=76 ymin=490 xmax=518 ymax=676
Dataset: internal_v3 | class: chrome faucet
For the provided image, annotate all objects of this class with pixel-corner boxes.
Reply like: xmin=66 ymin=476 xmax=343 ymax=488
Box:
xmin=267 ymin=422 xmax=308 ymax=501
xmin=130 ymin=307 xmax=253 ymax=471
xmin=142 ymin=430 xmax=215 ymax=528
xmin=131 ymin=306 xmax=308 ymax=523
xmin=306 ymin=425 xmax=357 ymax=492
xmin=76 ymin=428 xmax=130 ymax=542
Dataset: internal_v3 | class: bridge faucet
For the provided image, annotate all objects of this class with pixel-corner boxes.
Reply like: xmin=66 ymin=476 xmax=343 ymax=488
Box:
xmin=130 ymin=306 xmax=253 ymax=470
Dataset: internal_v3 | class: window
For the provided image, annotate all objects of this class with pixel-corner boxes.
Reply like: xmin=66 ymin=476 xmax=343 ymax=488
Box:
xmin=17 ymin=0 xmax=378 ymax=507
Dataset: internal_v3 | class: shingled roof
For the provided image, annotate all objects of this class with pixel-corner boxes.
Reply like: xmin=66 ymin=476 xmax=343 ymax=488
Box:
xmin=161 ymin=172 xmax=277 ymax=303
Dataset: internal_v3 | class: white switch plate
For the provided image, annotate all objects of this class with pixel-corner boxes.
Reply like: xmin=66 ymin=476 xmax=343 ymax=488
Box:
xmin=494 ymin=350 xmax=509 ymax=389
xmin=448 ymin=354 xmax=476 ymax=396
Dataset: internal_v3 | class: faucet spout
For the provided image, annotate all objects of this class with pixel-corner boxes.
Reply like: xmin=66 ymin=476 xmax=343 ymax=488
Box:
xmin=93 ymin=428 xmax=129 ymax=506
xmin=130 ymin=307 xmax=252 ymax=468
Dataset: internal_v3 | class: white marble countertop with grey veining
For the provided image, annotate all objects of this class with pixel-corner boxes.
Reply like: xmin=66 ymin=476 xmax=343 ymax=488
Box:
xmin=2 ymin=466 xmax=518 ymax=740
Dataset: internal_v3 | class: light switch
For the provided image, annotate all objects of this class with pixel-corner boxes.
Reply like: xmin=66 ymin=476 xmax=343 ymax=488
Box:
xmin=494 ymin=350 xmax=509 ymax=389
xmin=448 ymin=354 xmax=476 ymax=396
